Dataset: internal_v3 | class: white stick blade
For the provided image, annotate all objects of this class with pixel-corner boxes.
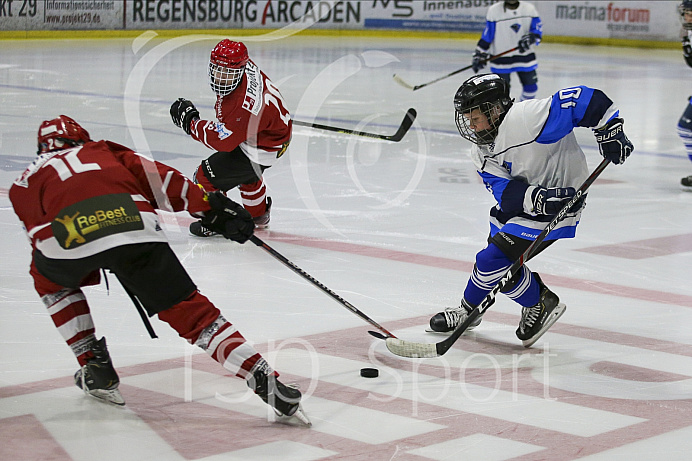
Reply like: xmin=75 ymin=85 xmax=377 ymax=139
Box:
xmin=385 ymin=338 xmax=438 ymax=358
xmin=393 ymin=74 xmax=414 ymax=90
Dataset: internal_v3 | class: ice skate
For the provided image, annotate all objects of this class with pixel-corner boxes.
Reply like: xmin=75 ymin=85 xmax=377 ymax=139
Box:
xmin=427 ymin=300 xmax=483 ymax=334
xmin=189 ymin=220 xmax=219 ymax=237
xmin=247 ymin=370 xmax=311 ymax=427
xmin=253 ymin=197 xmax=272 ymax=229
xmin=515 ymin=273 xmax=566 ymax=348
xmin=74 ymin=337 xmax=125 ymax=406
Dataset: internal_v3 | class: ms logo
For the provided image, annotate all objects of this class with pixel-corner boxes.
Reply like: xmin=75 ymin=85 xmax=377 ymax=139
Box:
xmin=511 ymin=23 xmax=521 ymax=33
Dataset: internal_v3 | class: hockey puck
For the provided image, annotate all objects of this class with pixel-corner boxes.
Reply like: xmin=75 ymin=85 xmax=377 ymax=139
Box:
xmin=360 ymin=367 xmax=379 ymax=378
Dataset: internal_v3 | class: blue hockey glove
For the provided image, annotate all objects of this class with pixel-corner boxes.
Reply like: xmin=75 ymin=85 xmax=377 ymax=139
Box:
xmin=472 ymin=50 xmax=491 ymax=73
xmin=527 ymin=186 xmax=576 ymax=215
xmin=517 ymin=33 xmax=540 ymax=53
xmin=594 ymin=117 xmax=633 ymax=165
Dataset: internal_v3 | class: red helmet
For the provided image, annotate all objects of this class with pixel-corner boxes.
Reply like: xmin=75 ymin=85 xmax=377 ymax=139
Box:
xmin=37 ymin=115 xmax=90 ymax=154
xmin=208 ymin=39 xmax=249 ymax=96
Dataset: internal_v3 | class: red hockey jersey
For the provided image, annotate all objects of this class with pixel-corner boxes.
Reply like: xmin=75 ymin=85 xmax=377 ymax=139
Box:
xmin=10 ymin=140 xmax=210 ymax=260
xmin=189 ymin=59 xmax=292 ymax=167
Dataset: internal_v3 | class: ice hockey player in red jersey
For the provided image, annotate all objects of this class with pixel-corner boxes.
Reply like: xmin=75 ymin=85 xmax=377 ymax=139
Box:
xmin=170 ymin=39 xmax=292 ymax=236
xmin=9 ymin=115 xmax=309 ymax=425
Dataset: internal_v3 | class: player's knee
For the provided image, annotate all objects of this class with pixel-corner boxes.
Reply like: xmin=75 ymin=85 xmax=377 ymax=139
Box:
xmin=475 ymin=243 xmax=511 ymax=273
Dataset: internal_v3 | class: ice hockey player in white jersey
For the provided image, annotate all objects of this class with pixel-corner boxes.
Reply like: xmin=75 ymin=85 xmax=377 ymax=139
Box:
xmin=472 ymin=0 xmax=542 ymax=101
xmin=429 ymin=73 xmax=633 ymax=347
xmin=677 ymin=0 xmax=692 ymax=189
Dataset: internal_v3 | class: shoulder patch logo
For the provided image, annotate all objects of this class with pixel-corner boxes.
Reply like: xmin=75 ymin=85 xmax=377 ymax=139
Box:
xmin=214 ymin=122 xmax=233 ymax=140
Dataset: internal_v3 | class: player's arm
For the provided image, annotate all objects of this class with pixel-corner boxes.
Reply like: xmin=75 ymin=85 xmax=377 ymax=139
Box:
xmin=536 ymin=86 xmax=618 ymax=143
xmin=105 ymin=141 xmax=210 ymax=215
xmin=479 ymin=170 xmax=574 ymax=216
xmin=170 ymin=98 xmax=246 ymax=152
xmin=537 ymin=86 xmax=633 ymax=164
xmin=9 ymin=182 xmax=48 ymax=246
xmin=188 ymin=118 xmax=247 ymax=153
xmin=476 ymin=20 xmax=494 ymax=52
xmin=472 ymin=21 xmax=494 ymax=72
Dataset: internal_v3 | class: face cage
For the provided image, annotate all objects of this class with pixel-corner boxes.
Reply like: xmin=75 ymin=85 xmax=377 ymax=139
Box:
xmin=455 ymin=102 xmax=501 ymax=146
xmin=208 ymin=62 xmax=245 ymax=96
xmin=680 ymin=4 xmax=692 ymax=30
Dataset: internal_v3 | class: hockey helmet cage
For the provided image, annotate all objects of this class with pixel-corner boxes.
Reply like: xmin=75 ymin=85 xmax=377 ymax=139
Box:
xmin=209 ymin=39 xmax=249 ymax=96
xmin=680 ymin=1 xmax=692 ymax=30
xmin=454 ymin=73 xmax=513 ymax=146
xmin=37 ymin=115 xmax=91 ymax=154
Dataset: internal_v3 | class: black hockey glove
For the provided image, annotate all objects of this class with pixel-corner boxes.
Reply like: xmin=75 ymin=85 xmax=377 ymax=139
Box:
xmin=170 ymin=98 xmax=200 ymax=135
xmin=472 ymin=50 xmax=490 ymax=73
xmin=201 ymin=192 xmax=255 ymax=243
xmin=527 ymin=186 xmax=576 ymax=215
xmin=594 ymin=117 xmax=633 ymax=165
xmin=517 ymin=33 xmax=539 ymax=53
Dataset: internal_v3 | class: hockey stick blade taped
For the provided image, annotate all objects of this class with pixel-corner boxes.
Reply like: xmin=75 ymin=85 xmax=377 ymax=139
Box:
xmin=385 ymin=338 xmax=438 ymax=358
xmin=393 ymin=74 xmax=414 ymax=90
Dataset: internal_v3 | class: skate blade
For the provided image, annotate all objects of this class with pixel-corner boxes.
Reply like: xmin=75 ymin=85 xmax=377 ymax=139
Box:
xmin=274 ymin=404 xmax=312 ymax=427
xmin=425 ymin=324 xmax=479 ymax=335
xmin=425 ymin=328 xmax=451 ymax=335
xmin=521 ymin=303 xmax=566 ymax=348
xmin=85 ymin=388 xmax=126 ymax=406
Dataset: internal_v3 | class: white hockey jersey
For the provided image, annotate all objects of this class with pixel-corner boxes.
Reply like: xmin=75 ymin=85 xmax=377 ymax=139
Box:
xmin=469 ymin=85 xmax=619 ymax=240
xmin=477 ymin=1 xmax=542 ymax=73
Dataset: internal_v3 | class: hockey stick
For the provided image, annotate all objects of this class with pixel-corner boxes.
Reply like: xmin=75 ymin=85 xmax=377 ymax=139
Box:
xmin=393 ymin=47 xmax=519 ymax=91
xmin=249 ymin=235 xmax=397 ymax=339
xmin=385 ymin=158 xmax=611 ymax=358
xmin=293 ymin=108 xmax=416 ymax=142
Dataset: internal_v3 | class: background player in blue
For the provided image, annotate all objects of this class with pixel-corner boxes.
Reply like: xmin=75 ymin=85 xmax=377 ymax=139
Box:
xmin=472 ymin=0 xmax=542 ymax=101
xmin=677 ymin=0 xmax=692 ymax=190
xmin=429 ymin=73 xmax=633 ymax=347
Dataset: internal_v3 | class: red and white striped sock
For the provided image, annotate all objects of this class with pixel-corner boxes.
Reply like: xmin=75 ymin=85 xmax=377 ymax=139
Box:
xmin=239 ymin=178 xmax=267 ymax=218
xmin=158 ymin=291 xmax=272 ymax=379
xmin=41 ymin=288 xmax=97 ymax=366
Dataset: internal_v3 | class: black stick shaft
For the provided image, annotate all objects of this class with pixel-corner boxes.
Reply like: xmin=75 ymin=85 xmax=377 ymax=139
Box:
xmin=410 ymin=47 xmax=519 ymax=91
xmin=250 ymin=235 xmax=397 ymax=339
xmin=293 ymin=108 xmax=416 ymax=142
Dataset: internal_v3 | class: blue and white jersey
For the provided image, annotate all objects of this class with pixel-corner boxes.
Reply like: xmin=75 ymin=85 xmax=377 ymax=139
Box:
xmin=469 ymin=86 xmax=619 ymax=241
xmin=477 ymin=1 xmax=542 ymax=73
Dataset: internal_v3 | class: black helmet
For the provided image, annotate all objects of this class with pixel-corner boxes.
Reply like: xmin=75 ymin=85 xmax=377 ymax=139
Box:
xmin=680 ymin=1 xmax=692 ymax=30
xmin=454 ymin=73 xmax=513 ymax=145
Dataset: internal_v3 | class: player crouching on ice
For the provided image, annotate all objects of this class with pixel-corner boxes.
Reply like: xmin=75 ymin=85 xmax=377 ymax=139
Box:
xmin=428 ymin=74 xmax=632 ymax=347
xmin=170 ymin=39 xmax=292 ymax=236
xmin=9 ymin=116 xmax=310 ymax=426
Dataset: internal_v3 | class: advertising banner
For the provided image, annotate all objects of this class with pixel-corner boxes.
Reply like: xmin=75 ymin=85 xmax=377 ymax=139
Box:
xmin=0 ymin=0 xmax=683 ymax=43
xmin=0 ymin=0 xmax=123 ymax=30
xmin=534 ymin=1 xmax=681 ymax=42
